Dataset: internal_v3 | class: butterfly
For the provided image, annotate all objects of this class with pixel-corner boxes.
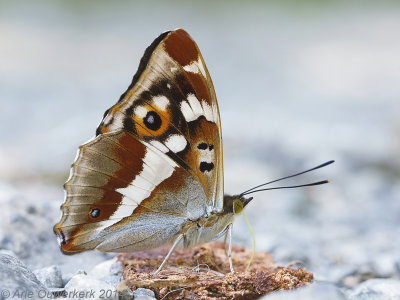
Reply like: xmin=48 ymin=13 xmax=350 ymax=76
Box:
xmin=54 ymin=29 xmax=333 ymax=275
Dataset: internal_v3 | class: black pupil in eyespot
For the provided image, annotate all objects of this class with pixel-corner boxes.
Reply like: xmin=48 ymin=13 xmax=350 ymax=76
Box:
xmin=143 ymin=111 xmax=162 ymax=131
xmin=91 ymin=209 xmax=100 ymax=218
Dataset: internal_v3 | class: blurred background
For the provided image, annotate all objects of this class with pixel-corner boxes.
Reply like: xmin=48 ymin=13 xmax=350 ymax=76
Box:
xmin=1 ymin=0 xmax=399 ymax=293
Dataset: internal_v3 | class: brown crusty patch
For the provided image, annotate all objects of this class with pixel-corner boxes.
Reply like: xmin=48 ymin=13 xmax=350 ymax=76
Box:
xmin=118 ymin=242 xmax=313 ymax=299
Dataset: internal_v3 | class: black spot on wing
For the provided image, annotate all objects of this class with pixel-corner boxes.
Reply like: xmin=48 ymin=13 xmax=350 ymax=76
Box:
xmin=125 ymin=105 xmax=134 ymax=116
xmin=90 ymin=208 xmax=100 ymax=218
xmin=200 ymin=161 xmax=214 ymax=173
xmin=197 ymin=142 xmax=208 ymax=150
xmin=123 ymin=117 xmax=135 ymax=133
xmin=143 ymin=111 xmax=162 ymax=131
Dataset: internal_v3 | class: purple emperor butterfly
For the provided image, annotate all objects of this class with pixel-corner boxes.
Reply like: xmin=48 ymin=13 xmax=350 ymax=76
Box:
xmin=54 ymin=29 xmax=333 ymax=274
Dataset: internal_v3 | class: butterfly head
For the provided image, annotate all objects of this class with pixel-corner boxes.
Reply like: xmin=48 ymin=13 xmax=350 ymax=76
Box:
xmin=222 ymin=195 xmax=253 ymax=215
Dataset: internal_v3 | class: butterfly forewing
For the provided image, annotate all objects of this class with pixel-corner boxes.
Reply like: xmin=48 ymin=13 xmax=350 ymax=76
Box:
xmin=54 ymin=29 xmax=224 ymax=253
xmin=98 ymin=29 xmax=223 ymax=209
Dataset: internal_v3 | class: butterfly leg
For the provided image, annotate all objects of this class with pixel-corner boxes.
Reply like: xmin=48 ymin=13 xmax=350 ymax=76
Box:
xmin=227 ymin=223 xmax=235 ymax=273
xmin=223 ymin=230 xmax=228 ymax=256
xmin=152 ymin=234 xmax=184 ymax=276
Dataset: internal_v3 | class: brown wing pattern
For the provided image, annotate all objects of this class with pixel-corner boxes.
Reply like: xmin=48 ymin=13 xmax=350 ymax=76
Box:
xmin=55 ymin=130 xmax=206 ymax=252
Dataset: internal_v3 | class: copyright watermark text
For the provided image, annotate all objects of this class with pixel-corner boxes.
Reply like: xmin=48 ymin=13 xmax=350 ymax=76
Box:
xmin=1 ymin=288 xmax=118 ymax=299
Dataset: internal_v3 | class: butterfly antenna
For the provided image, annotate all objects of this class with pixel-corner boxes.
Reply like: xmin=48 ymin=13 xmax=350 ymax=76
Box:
xmin=239 ymin=160 xmax=334 ymax=197
xmin=241 ymin=180 xmax=329 ymax=196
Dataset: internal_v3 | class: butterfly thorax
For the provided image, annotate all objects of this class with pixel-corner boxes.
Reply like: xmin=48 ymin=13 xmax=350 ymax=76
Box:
xmin=181 ymin=194 xmax=250 ymax=248
xmin=182 ymin=210 xmax=234 ymax=249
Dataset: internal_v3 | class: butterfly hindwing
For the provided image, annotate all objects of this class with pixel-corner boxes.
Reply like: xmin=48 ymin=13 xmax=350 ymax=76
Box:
xmin=54 ymin=29 xmax=224 ymax=253
xmin=55 ymin=130 xmax=208 ymax=252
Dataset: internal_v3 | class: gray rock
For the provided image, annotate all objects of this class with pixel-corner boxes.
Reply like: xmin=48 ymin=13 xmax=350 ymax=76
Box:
xmin=133 ymin=288 xmax=156 ymax=300
xmin=117 ymin=281 xmax=134 ymax=300
xmin=87 ymin=258 xmax=123 ymax=286
xmin=62 ymin=269 xmax=87 ymax=287
xmin=0 ymin=249 xmax=17 ymax=259
xmin=110 ymin=260 xmax=124 ymax=276
xmin=105 ymin=260 xmax=124 ymax=286
xmin=371 ymin=253 xmax=398 ymax=278
xmin=347 ymin=278 xmax=400 ymax=300
xmin=102 ymin=275 xmax=122 ymax=287
xmin=88 ymin=258 xmax=118 ymax=279
xmin=0 ymin=250 xmax=48 ymax=299
xmin=33 ymin=265 xmax=63 ymax=288
xmin=64 ymin=273 xmax=117 ymax=300
xmin=261 ymin=281 xmax=345 ymax=300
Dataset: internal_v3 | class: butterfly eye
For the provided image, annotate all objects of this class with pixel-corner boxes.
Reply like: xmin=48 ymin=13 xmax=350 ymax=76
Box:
xmin=90 ymin=208 xmax=100 ymax=218
xmin=143 ymin=111 xmax=162 ymax=131
xmin=233 ymin=199 xmax=244 ymax=214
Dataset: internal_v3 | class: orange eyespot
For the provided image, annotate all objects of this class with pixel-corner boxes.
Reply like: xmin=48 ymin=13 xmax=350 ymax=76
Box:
xmin=134 ymin=104 xmax=171 ymax=137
